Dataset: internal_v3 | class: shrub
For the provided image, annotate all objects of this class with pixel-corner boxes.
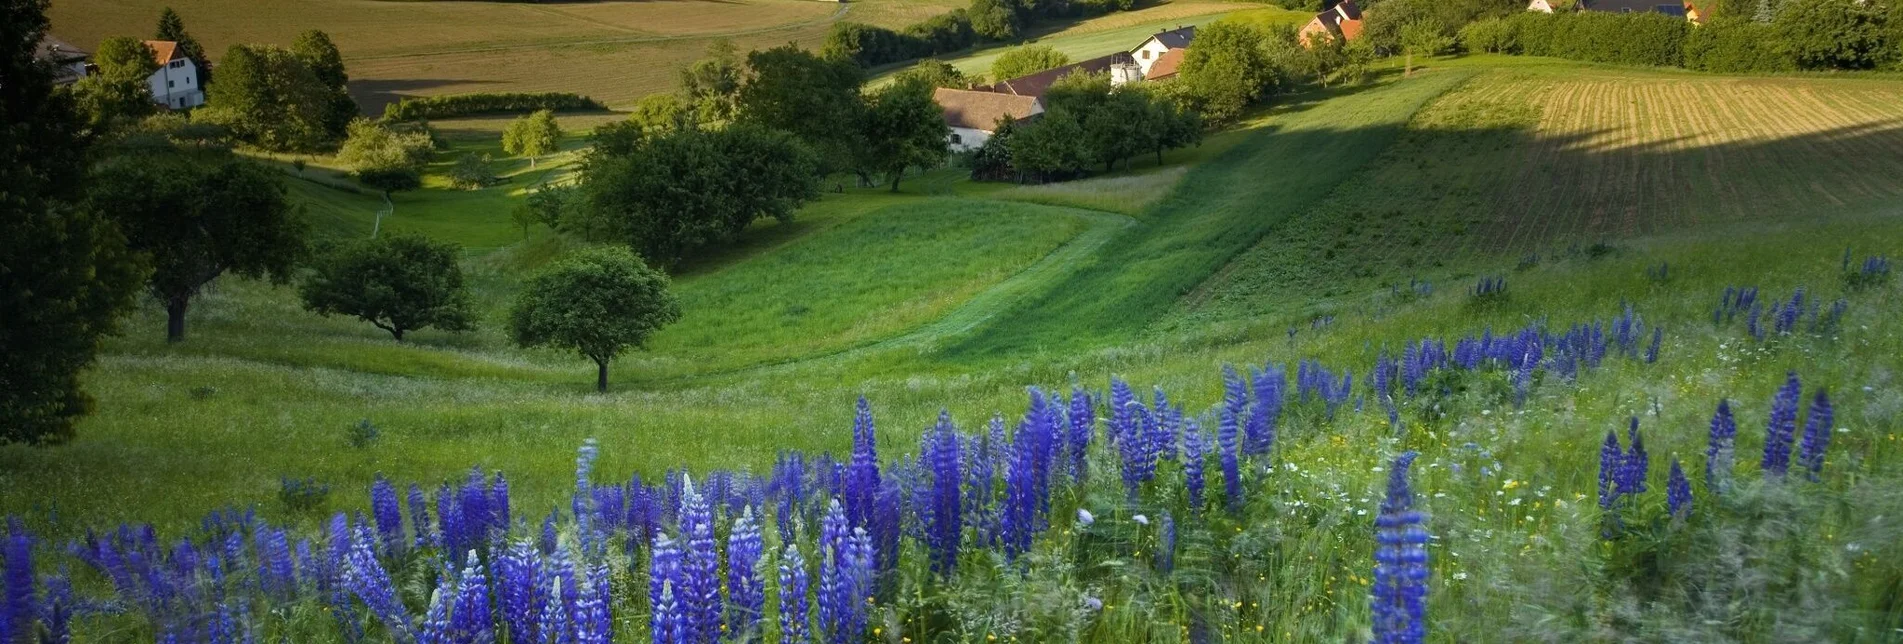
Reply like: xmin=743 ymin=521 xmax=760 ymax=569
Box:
xmin=1509 ymin=11 xmax=1688 ymax=67
xmin=298 ymin=234 xmax=476 ymax=341
xmin=447 ymin=153 xmax=494 ymax=190
xmin=991 ymin=45 xmax=1070 ymax=80
xmin=381 ymin=92 xmax=604 ymax=121
xmin=1683 ymin=18 xmax=1795 ymax=72
xmin=509 ymin=246 xmax=681 ymax=392
xmin=1459 ymin=17 xmax=1516 ymax=54
xmin=346 ymin=419 xmax=380 ymax=449
xmin=278 ymin=477 xmax=331 ymax=513
xmin=1774 ymin=0 xmax=1889 ymax=70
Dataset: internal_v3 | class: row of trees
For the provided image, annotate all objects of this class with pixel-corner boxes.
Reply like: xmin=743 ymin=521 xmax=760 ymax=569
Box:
xmin=821 ymin=0 xmax=1141 ymax=68
xmin=972 ymin=74 xmax=1201 ymax=182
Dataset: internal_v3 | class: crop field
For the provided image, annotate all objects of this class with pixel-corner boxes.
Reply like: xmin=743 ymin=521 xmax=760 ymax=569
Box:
xmin=1183 ymin=64 xmax=1903 ymax=322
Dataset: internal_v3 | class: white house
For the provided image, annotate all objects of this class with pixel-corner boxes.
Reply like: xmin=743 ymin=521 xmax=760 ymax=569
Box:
xmin=1130 ymin=26 xmax=1195 ymax=78
xmin=932 ymin=88 xmax=1043 ymax=152
xmin=144 ymin=40 xmax=204 ymax=110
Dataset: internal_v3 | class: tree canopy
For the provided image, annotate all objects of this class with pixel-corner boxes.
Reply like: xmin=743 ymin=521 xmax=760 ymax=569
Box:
xmin=502 ymin=109 xmax=562 ymax=167
xmin=510 ymin=246 xmax=681 ymax=392
xmin=87 ymin=146 xmax=307 ymax=342
xmin=299 ymin=234 xmax=475 ymax=341
xmin=892 ymin=60 xmax=973 ymax=89
xmin=1 ymin=0 xmax=145 ymax=444
xmin=336 ymin=118 xmax=432 ymax=197
xmin=291 ymin=29 xmax=358 ymax=140
xmin=737 ymin=45 xmax=865 ymax=172
xmin=991 ymin=44 xmax=1070 ymax=80
xmin=575 ymin=124 xmax=819 ymax=266
xmin=197 ymin=44 xmax=334 ymax=151
xmin=1173 ymin=22 xmax=1278 ymax=124
xmin=854 ymin=78 xmax=951 ymax=191
xmin=66 ymin=37 xmax=158 ymax=134
xmin=679 ymin=39 xmax=743 ymax=124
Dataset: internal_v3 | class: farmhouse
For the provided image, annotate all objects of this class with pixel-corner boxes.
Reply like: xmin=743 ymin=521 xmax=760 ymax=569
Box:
xmin=143 ymin=40 xmax=204 ymax=110
xmin=1130 ymin=25 xmax=1195 ymax=78
xmin=933 ymin=88 xmax=1043 ymax=152
xmin=34 ymin=35 xmax=91 ymax=85
xmin=988 ymin=52 xmax=1143 ymax=97
xmin=1299 ymin=0 xmax=1365 ymax=46
xmin=1531 ymin=0 xmax=1693 ymax=15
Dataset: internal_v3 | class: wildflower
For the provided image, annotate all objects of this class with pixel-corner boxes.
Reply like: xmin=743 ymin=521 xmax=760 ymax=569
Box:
xmin=342 ymin=526 xmax=411 ymax=642
xmin=1762 ymin=372 xmax=1802 ymax=478
xmin=728 ymin=508 xmax=766 ymax=638
xmin=779 ymin=544 xmax=811 ymax=644
xmin=497 ymin=540 xmax=540 ymax=643
xmin=680 ymin=477 xmax=721 ymax=641
xmin=370 ymin=476 xmax=405 ymax=557
xmin=1371 ymin=452 xmax=1428 ymax=644
xmin=1133 ymin=514 xmax=1149 ymax=526
xmin=3 ymin=519 xmax=35 ymax=643
xmin=1219 ymin=399 xmax=1242 ymax=511
xmin=1067 ymin=385 xmax=1095 ymax=484
xmin=1797 ymin=389 xmax=1834 ymax=480
xmin=1705 ymin=399 xmax=1737 ymax=490
xmin=1183 ymin=418 xmax=1208 ymax=513
xmin=448 ymin=551 xmax=493 ymax=642
xmin=846 ymin=397 xmax=881 ymax=530
xmin=1597 ymin=431 xmax=1622 ymax=509
xmin=1077 ymin=509 xmax=1094 ymax=527
xmin=1666 ymin=459 xmax=1692 ymax=518
xmin=407 ymin=483 xmax=434 ymax=550
xmin=923 ymin=412 xmax=962 ymax=576
xmin=651 ymin=536 xmax=683 ymax=643
xmin=1083 ymin=597 xmax=1103 ymax=611
xmin=1622 ymin=418 xmax=1648 ymax=495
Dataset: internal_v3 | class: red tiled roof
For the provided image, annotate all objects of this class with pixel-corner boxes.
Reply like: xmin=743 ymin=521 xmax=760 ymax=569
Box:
xmin=143 ymin=40 xmax=182 ymax=65
xmin=1145 ymin=48 xmax=1186 ymax=80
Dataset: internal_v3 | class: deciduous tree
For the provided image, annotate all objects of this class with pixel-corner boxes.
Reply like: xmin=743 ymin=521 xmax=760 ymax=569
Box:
xmin=1400 ymin=20 xmax=1454 ymax=76
xmin=299 ymin=234 xmax=474 ymax=341
xmin=502 ymin=109 xmax=562 ymax=168
xmin=679 ymin=39 xmax=743 ymax=123
xmin=737 ymin=44 xmax=865 ymax=172
xmin=88 ymin=146 xmax=306 ymax=342
xmin=66 ymin=37 xmax=158 ymax=133
xmin=1 ymin=0 xmax=145 ymax=444
xmin=336 ymin=118 xmax=430 ymax=210
xmin=1174 ymin=22 xmax=1277 ymax=124
xmin=291 ymin=29 xmax=358 ymax=140
xmin=991 ymin=44 xmax=1069 ymax=80
xmin=197 ymin=44 xmax=331 ymax=151
xmin=510 ymin=246 xmax=680 ymax=392
xmin=855 ymin=78 xmax=950 ymax=191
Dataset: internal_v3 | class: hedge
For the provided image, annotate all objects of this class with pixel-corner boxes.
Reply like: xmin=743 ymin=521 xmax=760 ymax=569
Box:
xmin=382 ymin=92 xmax=606 ymax=121
xmin=1509 ymin=11 xmax=1689 ymax=67
xmin=1683 ymin=18 xmax=1795 ymax=72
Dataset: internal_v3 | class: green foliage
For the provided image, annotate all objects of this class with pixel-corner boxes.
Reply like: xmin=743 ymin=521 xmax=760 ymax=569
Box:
xmin=1175 ymin=21 xmax=1280 ymax=124
xmin=88 ymin=145 xmax=307 ymax=342
xmin=823 ymin=21 xmax=930 ymax=67
xmin=197 ymin=44 xmax=333 ymax=151
xmin=854 ymin=78 xmax=951 ymax=191
xmin=276 ymin=477 xmax=330 ymax=513
xmin=298 ymin=234 xmax=475 ymax=341
xmin=93 ymin=36 xmax=160 ymax=79
xmin=1683 ymin=17 xmax=1795 ymax=72
xmin=447 ymin=152 xmax=494 ymax=190
xmin=1402 ymin=19 xmax=1456 ymax=74
xmin=627 ymin=93 xmax=690 ymax=133
xmin=512 ymin=184 xmax=574 ymax=238
xmin=380 ymin=92 xmax=604 ymax=121
xmin=1775 ymin=0 xmax=1889 ymax=69
xmin=994 ymin=75 xmax=1201 ymax=182
xmin=290 ymin=29 xmax=356 ymax=141
xmin=1508 ymin=11 xmax=1689 ymax=67
xmin=679 ymin=39 xmax=742 ymax=123
xmin=1459 ymin=17 xmax=1516 ymax=54
xmin=576 ymin=124 xmax=819 ymax=266
xmin=67 ymin=37 xmax=161 ymax=134
xmin=969 ymin=0 xmax=1021 ymax=40
xmin=0 ymin=0 xmax=145 ymax=445
xmin=893 ymin=60 xmax=973 ymax=89
xmin=345 ymin=418 xmax=379 ymax=449
xmin=737 ymin=44 xmax=864 ymax=172
xmin=509 ymin=246 xmax=680 ymax=392
xmin=501 ymin=109 xmax=562 ymax=165
xmin=335 ymin=118 xmax=431 ymax=194
xmin=991 ymin=44 xmax=1071 ymax=80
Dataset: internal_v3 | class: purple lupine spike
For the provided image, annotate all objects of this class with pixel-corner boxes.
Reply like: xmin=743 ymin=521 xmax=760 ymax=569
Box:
xmin=963 ymin=423 xmax=1000 ymax=548
xmin=498 ymin=540 xmax=539 ymax=644
xmin=576 ymin=562 xmax=611 ymax=644
xmin=1065 ymin=382 xmax=1096 ymax=483
xmin=1000 ymin=423 xmax=1037 ymax=561
xmin=846 ymin=397 xmax=881 ymax=532
xmin=344 ymin=526 xmax=413 ymax=643
xmin=448 ymin=551 xmax=492 ymax=642
xmin=417 ymin=579 xmax=453 ymax=644
xmin=727 ymin=508 xmax=766 ymax=641
xmin=653 ymin=582 xmax=685 ymax=644
xmin=1622 ymin=418 xmax=1648 ymax=495
xmin=256 ymin=527 xmax=295 ymax=600
xmin=40 ymin=572 xmax=74 ymax=644
xmin=1150 ymin=387 xmax=1177 ymax=463
xmin=1183 ymin=418 xmax=1207 ymax=514
xmin=679 ymin=477 xmax=720 ymax=644
xmin=1762 ymin=372 xmax=1802 ymax=477
xmin=3 ymin=518 xmax=34 ymax=644
xmin=778 ymin=544 xmax=811 ymax=644
xmin=538 ymin=570 xmax=570 ymax=644
xmin=408 ymin=484 xmax=435 ymax=550
xmin=1666 ymin=459 xmax=1692 ymax=518
xmin=773 ymin=452 xmax=808 ymax=546
xmin=869 ymin=480 xmax=901 ymax=579
xmin=649 ymin=536 xmax=682 ymax=644
xmin=840 ymin=529 xmax=875 ymax=643
xmin=1026 ymin=388 xmax=1060 ymax=517
xmin=491 ymin=472 xmax=511 ymax=533
xmin=1219 ymin=402 xmax=1242 ymax=511
xmin=539 ymin=511 xmax=560 ymax=556
xmin=575 ymin=439 xmax=601 ymax=554
xmin=1705 ymin=399 xmax=1737 ymax=489
xmin=1798 ymin=389 xmax=1834 ymax=480
xmin=436 ymin=484 xmax=461 ymax=557
xmin=459 ymin=468 xmax=493 ymax=546
xmin=371 ymin=476 xmax=405 ymax=557
xmin=1371 ymin=451 xmax=1428 ymax=644
xmin=1598 ymin=430 xmax=1622 ymax=509
xmin=1109 ymin=378 xmax=1151 ymax=502
xmin=1644 ymin=327 xmax=1662 ymax=364
xmin=1222 ymin=367 xmax=1252 ymax=455
xmin=923 ymin=412 xmax=962 ymax=577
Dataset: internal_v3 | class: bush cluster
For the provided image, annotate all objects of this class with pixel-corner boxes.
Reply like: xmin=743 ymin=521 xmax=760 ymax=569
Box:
xmin=821 ymin=0 xmax=1138 ymax=69
xmin=381 ymin=92 xmax=605 ymax=121
xmin=1509 ymin=11 xmax=1689 ymax=67
xmin=1457 ymin=2 xmax=1903 ymax=73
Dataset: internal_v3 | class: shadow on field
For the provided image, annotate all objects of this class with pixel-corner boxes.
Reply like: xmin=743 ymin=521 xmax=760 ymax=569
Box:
xmin=349 ymin=78 xmax=503 ymax=116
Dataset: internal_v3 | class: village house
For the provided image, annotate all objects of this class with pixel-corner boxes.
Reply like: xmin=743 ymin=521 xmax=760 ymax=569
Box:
xmin=932 ymin=88 xmax=1043 ymax=152
xmin=1529 ymin=0 xmax=1698 ymax=18
xmin=34 ymin=35 xmax=92 ymax=85
xmin=987 ymin=52 xmax=1142 ymax=97
xmin=144 ymin=40 xmax=205 ymax=110
xmin=1130 ymin=25 xmax=1195 ymax=78
xmin=1299 ymin=0 xmax=1365 ymax=46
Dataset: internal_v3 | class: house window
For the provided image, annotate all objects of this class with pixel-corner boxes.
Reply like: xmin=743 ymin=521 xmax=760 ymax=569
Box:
xmin=170 ymin=60 xmax=185 ymax=69
xmin=950 ymin=133 xmax=963 ymax=145
xmin=168 ymin=80 xmax=175 ymax=88
xmin=1141 ymin=50 xmax=1151 ymax=59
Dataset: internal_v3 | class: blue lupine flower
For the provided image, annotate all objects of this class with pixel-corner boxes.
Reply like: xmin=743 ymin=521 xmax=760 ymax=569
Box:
xmin=1219 ymin=404 xmax=1241 ymax=511
xmin=1249 ymin=366 xmax=1285 ymax=455
xmin=255 ymin=526 xmax=295 ymax=599
xmin=343 ymin=526 xmax=412 ymax=643
xmin=371 ymin=476 xmax=405 ymax=557
xmin=728 ymin=508 xmax=766 ymax=639
xmin=1598 ymin=430 xmax=1622 ymax=509
xmin=491 ymin=472 xmax=511 ymax=535
xmin=3 ymin=518 xmax=34 ymax=644
xmin=1644 ymin=327 xmax=1662 ymax=364
xmin=649 ymin=535 xmax=682 ymax=644
xmin=417 ymin=580 xmax=453 ymax=644
xmin=576 ymin=562 xmax=611 ymax=644
xmin=1183 ymin=418 xmax=1207 ymax=513
xmin=1666 ymin=459 xmax=1692 ymax=518
xmin=1622 ymin=418 xmax=1648 ymax=495
xmin=1151 ymin=388 xmax=1179 ymax=463
xmin=1000 ymin=422 xmax=1037 ymax=561
xmin=1024 ymin=388 xmax=1060 ymax=520
xmin=447 ymin=551 xmax=492 ymax=643
xmin=923 ymin=412 xmax=962 ymax=576
xmin=1067 ymin=385 xmax=1095 ymax=484
xmin=1762 ymin=372 xmax=1802 ymax=477
xmin=1371 ymin=451 xmax=1428 ymax=644
xmin=846 ymin=397 xmax=881 ymax=532
xmin=41 ymin=573 xmax=73 ymax=644
xmin=498 ymin=540 xmax=539 ymax=643
xmin=1222 ymin=367 xmax=1249 ymax=454
xmin=680 ymin=477 xmax=721 ymax=643
xmin=778 ymin=544 xmax=811 ymax=644
xmin=408 ymin=484 xmax=435 ymax=550
xmin=1705 ymin=399 xmax=1736 ymax=489
xmin=817 ymin=542 xmax=850 ymax=644
xmin=1797 ymin=389 xmax=1833 ymax=480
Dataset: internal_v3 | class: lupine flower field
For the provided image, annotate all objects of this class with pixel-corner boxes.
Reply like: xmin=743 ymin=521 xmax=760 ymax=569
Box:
xmin=4 ymin=240 xmax=1903 ymax=643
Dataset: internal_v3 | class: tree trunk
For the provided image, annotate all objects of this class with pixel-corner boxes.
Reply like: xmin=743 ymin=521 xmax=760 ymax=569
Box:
xmin=1156 ymin=148 xmax=1164 ymax=165
xmin=391 ymin=327 xmax=405 ymax=342
xmin=166 ymin=297 xmax=189 ymax=343
xmin=595 ymin=358 xmax=609 ymax=393
xmin=888 ymin=172 xmax=902 ymax=192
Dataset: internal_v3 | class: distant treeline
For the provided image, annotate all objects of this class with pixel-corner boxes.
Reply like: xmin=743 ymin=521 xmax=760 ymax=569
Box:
xmin=1456 ymin=0 xmax=1903 ymax=73
xmin=382 ymin=92 xmax=606 ymax=121
xmin=823 ymin=0 xmax=1141 ymax=69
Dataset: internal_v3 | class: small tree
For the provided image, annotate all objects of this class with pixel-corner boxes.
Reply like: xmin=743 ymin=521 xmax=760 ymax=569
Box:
xmin=1400 ymin=20 xmax=1454 ymax=76
xmin=447 ymin=152 xmax=493 ymax=190
xmin=502 ymin=109 xmax=562 ymax=168
xmin=510 ymin=246 xmax=681 ymax=392
xmin=855 ymin=78 xmax=950 ymax=191
xmin=89 ymin=148 xmax=307 ymax=342
xmin=337 ymin=118 xmax=430 ymax=221
xmin=299 ymin=234 xmax=474 ymax=341
xmin=991 ymin=45 xmax=1070 ymax=80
